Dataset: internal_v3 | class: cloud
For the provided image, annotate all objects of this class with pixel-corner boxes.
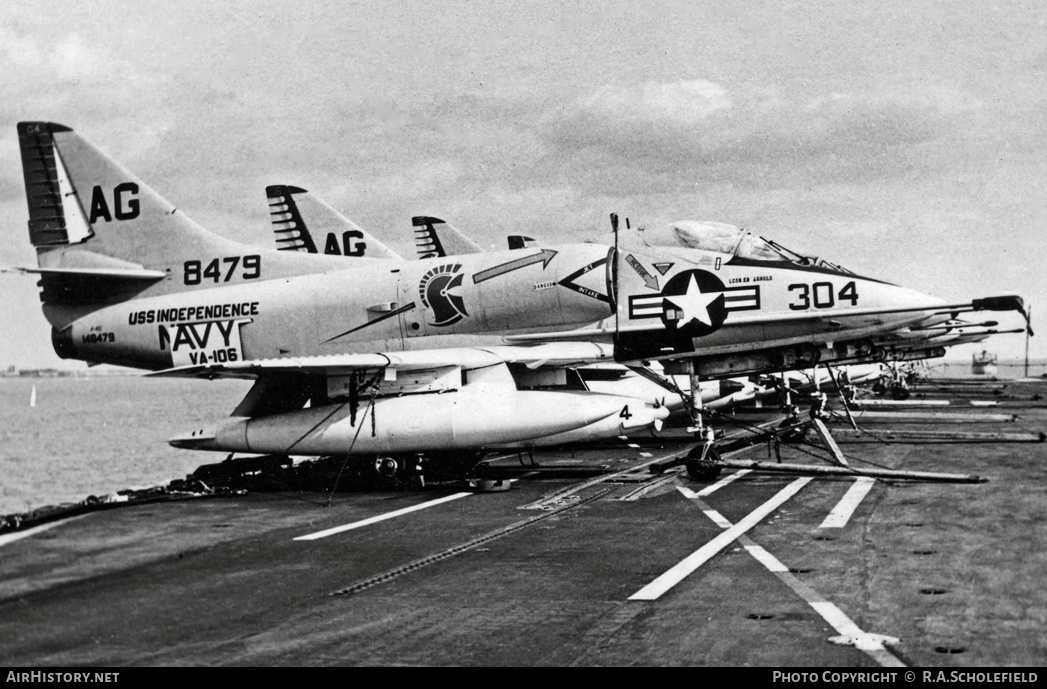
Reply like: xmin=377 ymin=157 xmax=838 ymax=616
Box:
xmin=536 ymin=79 xmax=973 ymax=194
xmin=581 ymin=79 xmax=732 ymax=124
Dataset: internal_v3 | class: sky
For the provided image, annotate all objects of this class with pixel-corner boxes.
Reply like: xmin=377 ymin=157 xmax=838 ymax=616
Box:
xmin=1 ymin=0 xmax=1045 ymax=368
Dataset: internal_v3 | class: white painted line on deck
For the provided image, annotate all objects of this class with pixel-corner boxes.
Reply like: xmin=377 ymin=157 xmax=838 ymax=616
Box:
xmin=703 ymin=509 xmax=732 ymax=529
xmin=811 ymin=602 xmax=903 ymax=664
xmin=819 ymin=477 xmax=876 ymax=529
xmin=675 ymin=469 xmax=752 ymax=501
xmin=630 ymin=477 xmax=811 ymax=600
xmin=693 ymin=497 xmax=905 ymax=667
xmin=696 ymin=469 xmax=751 ymax=497
xmin=743 ymin=544 xmax=789 ymax=572
xmin=0 ymin=515 xmax=86 ymax=548
xmin=294 ymin=492 xmax=472 ymax=541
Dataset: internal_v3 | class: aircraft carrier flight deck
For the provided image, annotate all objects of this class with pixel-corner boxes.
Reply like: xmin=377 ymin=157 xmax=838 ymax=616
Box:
xmin=1 ymin=377 xmax=1044 ymax=667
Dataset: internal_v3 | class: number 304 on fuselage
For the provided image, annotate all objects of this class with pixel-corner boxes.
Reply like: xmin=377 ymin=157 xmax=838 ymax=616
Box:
xmin=508 ymin=221 xmax=967 ymax=365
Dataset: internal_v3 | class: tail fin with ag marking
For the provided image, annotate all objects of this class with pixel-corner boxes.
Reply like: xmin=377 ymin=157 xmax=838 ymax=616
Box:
xmin=16 ymin=122 xmax=350 ymax=325
xmin=265 ymin=185 xmax=402 ymax=259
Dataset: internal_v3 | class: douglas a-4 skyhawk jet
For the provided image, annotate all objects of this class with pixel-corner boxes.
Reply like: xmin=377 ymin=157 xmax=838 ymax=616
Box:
xmin=262 ymin=183 xmax=768 ymax=430
xmin=9 ymin=122 xmax=1030 ymax=481
xmin=260 ymin=184 xmax=1026 ymax=423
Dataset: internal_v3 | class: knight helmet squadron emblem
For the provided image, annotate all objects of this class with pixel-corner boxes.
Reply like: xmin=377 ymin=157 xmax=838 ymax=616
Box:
xmin=660 ymin=269 xmax=728 ymax=338
xmin=419 ymin=263 xmax=469 ymax=327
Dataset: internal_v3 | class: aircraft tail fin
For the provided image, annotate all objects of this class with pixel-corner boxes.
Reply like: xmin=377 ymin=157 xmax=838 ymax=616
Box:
xmin=16 ymin=123 xmax=349 ymax=325
xmin=17 ymin=122 xmax=246 ymax=270
xmin=508 ymin=235 xmax=545 ymax=250
xmin=412 ymin=216 xmax=484 ymax=258
xmin=265 ymin=185 xmax=402 ymax=259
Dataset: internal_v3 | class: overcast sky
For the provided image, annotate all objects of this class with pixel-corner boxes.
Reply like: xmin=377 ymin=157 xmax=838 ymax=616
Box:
xmin=1 ymin=0 xmax=1044 ymax=367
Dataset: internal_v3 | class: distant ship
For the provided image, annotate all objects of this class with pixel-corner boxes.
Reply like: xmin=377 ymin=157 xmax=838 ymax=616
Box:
xmin=972 ymin=350 xmax=998 ymax=377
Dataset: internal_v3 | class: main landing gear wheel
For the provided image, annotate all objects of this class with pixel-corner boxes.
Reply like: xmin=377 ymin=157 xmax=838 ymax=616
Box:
xmin=778 ymin=419 xmax=809 ymax=445
xmin=374 ymin=456 xmax=426 ymax=488
xmin=685 ymin=445 xmax=722 ymax=482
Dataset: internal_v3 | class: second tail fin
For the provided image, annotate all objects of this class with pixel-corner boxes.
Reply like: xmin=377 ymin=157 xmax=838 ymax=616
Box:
xmin=265 ymin=185 xmax=402 ymax=259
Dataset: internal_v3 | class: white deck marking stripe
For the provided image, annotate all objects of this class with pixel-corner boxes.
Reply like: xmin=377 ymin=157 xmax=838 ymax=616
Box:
xmin=743 ymin=544 xmax=789 ymax=572
xmin=819 ymin=477 xmax=876 ymax=529
xmin=294 ymin=492 xmax=472 ymax=541
xmin=0 ymin=515 xmax=86 ymax=548
xmin=694 ymin=498 xmax=904 ymax=667
xmin=696 ymin=469 xmax=751 ymax=497
xmin=674 ymin=470 xmax=751 ymax=502
xmin=630 ymin=477 xmax=811 ymax=600
xmin=703 ymin=509 xmax=732 ymax=529
xmin=809 ymin=602 xmax=904 ymax=664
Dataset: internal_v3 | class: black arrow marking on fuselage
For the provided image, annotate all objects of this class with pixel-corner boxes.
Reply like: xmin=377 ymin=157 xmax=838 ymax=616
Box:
xmin=558 ymin=256 xmax=612 ymax=304
xmin=472 ymin=249 xmax=558 ymax=284
xmin=323 ymin=302 xmax=417 ymax=343
xmin=625 ymin=254 xmax=659 ymax=290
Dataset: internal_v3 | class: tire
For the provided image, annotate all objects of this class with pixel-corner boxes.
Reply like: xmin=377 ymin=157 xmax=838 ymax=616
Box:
xmin=778 ymin=420 xmax=809 ymax=444
xmin=685 ymin=446 xmax=722 ymax=481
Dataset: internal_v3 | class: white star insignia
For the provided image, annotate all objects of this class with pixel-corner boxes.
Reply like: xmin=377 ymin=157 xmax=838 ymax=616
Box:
xmin=664 ymin=274 xmax=720 ymax=329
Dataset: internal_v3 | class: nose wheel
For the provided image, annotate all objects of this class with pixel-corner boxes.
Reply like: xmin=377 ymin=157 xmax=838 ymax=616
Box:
xmin=685 ymin=444 xmax=722 ymax=481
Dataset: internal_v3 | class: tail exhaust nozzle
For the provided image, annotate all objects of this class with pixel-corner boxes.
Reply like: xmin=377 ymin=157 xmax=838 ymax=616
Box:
xmin=51 ymin=327 xmax=75 ymax=359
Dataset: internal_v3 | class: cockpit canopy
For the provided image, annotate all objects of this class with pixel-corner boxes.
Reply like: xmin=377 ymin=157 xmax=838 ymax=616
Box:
xmin=639 ymin=220 xmax=853 ymax=274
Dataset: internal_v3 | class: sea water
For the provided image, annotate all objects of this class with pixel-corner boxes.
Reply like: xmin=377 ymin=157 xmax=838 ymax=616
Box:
xmin=0 ymin=376 xmax=251 ymax=515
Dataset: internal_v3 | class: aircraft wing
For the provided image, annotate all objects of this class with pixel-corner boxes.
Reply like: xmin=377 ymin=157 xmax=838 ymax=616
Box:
xmin=146 ymin=342 xmax=615 ymax=380
xmin=506 ymin=296 xmax=1031 ymax=362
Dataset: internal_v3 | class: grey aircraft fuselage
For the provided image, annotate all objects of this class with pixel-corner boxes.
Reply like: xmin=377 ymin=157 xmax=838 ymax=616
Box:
xmin=54 ymin=243 xmax=615 ymax=370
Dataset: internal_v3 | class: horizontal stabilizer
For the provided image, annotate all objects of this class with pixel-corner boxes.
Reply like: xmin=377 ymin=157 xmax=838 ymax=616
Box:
xmin=2 ymin=261 xmax=167 ymax=306
xmin=3 ymin=266 xmax=166 ymax=280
